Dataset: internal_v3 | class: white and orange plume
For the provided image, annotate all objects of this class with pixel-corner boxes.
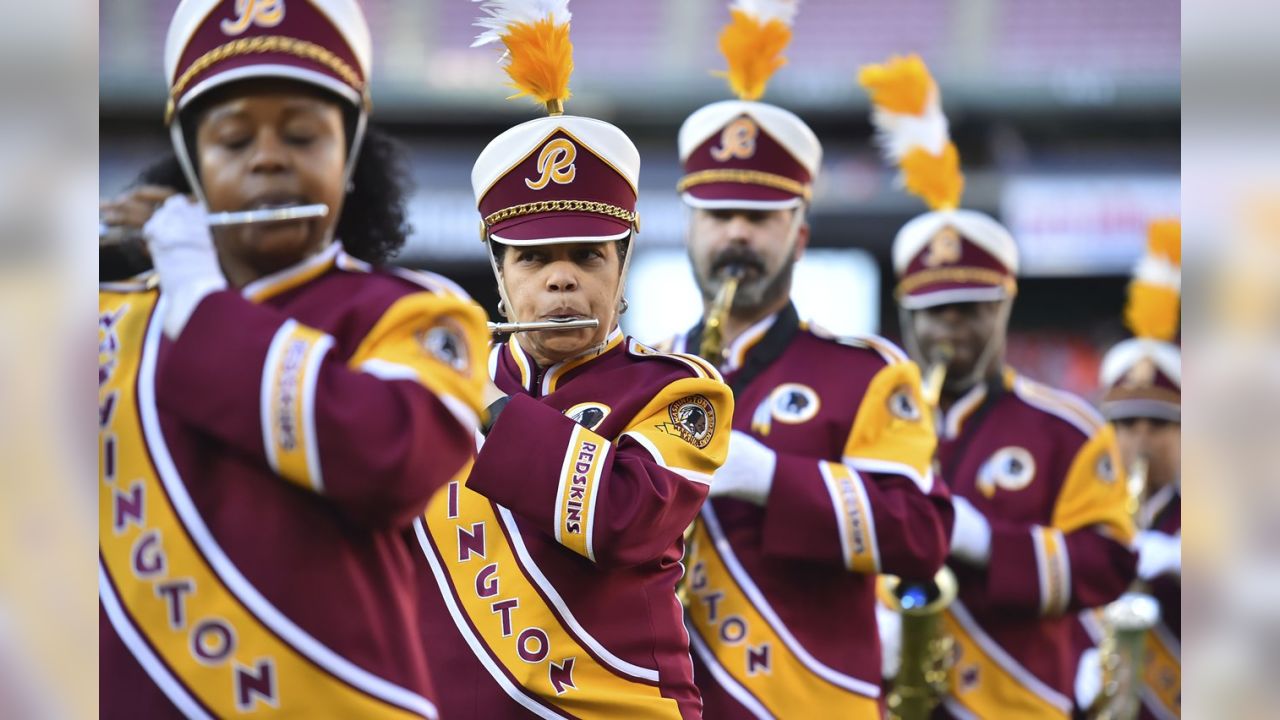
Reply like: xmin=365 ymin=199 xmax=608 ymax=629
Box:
xmin=472 ymin=0 xmax=574 ymax=114
xmin=716 ymin=0 xmax=800 ymax=101
xmin=857 ymin=54 xmax=964 ymax=211
xmin=1125 ymin=219 xmax=1182 ymax=341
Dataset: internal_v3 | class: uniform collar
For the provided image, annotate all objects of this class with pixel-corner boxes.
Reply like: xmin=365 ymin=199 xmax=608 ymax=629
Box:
xmin=939 ymin=367 xmax=1016 ymax=439
xmin=241 ymin=242 xmax=342 ymax=303
xmin=500 ymin=327 xmax=625 ymax=397
xmin=681 ymin=304 xmax=796 ymax=373
xmin=721 ymin=312 xmax=779 ymax=373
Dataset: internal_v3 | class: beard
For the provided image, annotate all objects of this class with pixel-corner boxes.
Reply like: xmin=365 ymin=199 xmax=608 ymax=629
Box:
xmin=694 ymin=245 xmax=797 ymax=317
xmin=731 ymin=253 xmax=796 ymax=314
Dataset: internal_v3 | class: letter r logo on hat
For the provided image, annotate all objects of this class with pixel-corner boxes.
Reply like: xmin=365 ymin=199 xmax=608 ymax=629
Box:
xmin=710 ymin=117 xmax=759 ymax=162
xmin=221 ymin=0 xmax=286 ymax=36
xmin=526 ymin=138 xmax=578 ymax=190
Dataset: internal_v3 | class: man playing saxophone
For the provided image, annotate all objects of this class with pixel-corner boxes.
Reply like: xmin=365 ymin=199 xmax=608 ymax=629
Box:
xmin=863 ymin=54 xmax=1139 ymax=720
xmin=663 ymin=6 xmax=953 ymax=716
xmin=1075 ymin=221 xmax=1182 ymax=720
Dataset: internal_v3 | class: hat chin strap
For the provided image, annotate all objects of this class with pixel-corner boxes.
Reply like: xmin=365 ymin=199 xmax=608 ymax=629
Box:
xmin=900 ymin=296 xmax=1012 ymax=397
xmin=169 ymin=106 xmax=368 ymax=252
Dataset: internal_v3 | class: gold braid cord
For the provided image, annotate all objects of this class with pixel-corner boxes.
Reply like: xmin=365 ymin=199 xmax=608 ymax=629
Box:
xmin=166 ymin=35 xmax=366 ymax=122
xmin=483 ymin=200 xmax=639 ymax=230
xmin=677 ymin=168 xmax=812 ymax=201
xmin=895 ymin=267 xmax=1017 ymax=298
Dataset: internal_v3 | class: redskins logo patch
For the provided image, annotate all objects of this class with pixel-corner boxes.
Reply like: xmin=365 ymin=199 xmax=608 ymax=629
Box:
xmin=564 ymin=402 xmax=610 ymax=431
xmin=418 ymin=319 xmax=470 ymax=375
xmin=1096 ymin=453 xmax=1116 ymax=483
xmin=977 ymin=446 xmax=1036 ymax=497
xmin=662 ymin=395 xmax=716 ymax=449
xmin=887 ymin=385 xmax=922 ymax=422
xmin=770 ymin=383 xmax=820 ymax=424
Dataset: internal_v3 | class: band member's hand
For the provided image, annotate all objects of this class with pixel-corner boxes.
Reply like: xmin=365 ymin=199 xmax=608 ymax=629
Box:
xmin=479 ymin=377 xmax=510 ymax=436
xmin=709 ymin=430 xmax=776 ymax=505
xmin=143 ymin=195 xmax=227 ymax=339
xmin=949 ymin=495 xmax=992 ymax=566
xmin=875 ymin=599 xmax=903 ymax=680
xmin=482 ymin=376 xmax=507 ymax=407
xmin=100 ymin=184 xmax=179 ymax=236
xmin=1074 ymin=647 xmax=1103 ymax=710
xmin=1135 ymin=530 xmax=1180 ymax=581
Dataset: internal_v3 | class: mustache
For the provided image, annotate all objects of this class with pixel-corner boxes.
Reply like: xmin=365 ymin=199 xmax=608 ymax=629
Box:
xmin=711 ymin=248 xmax=765 ymax=277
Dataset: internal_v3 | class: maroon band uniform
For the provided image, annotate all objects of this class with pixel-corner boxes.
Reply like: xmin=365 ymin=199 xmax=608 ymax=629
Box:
xmin=100 ymin=246 xmax=489 ymax=719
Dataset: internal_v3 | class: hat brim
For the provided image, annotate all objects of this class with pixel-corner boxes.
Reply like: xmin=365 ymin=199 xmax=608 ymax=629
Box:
xmin=1102 ymin=398 xmax=1181 ymax=423
xmin=489 ymin=212 xmax=632 ymax=246
xmin=899 ymin=283 xmax=1015 ymax=310
xmin=681 ymin=183 xmax=804 ymax=211
xmin=175 ymin=64 xmax=364 ymax=119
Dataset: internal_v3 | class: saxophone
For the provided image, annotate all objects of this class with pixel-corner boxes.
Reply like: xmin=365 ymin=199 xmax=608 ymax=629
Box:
xmin=678 ymin=265 xmax=745 ymax=610
xmin=1090 ymin=457 xmax=1161 ymax=720
xmin=884 ymin=568 xmax=959 ymax=720
xmin=883 ymin=344 xmax=957 ymax=720
xmin=698 ymin=265 xmax=744 ymax=363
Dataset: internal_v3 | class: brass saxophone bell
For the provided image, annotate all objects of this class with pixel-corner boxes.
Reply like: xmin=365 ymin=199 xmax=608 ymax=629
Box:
xmin=883 ymin=567 xmax=959 ymax=720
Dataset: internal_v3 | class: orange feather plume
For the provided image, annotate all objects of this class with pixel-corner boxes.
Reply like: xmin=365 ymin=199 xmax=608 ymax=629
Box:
xmin=716 ymin=6 xmax=794 ymax=101
xmin=857 ymin=54 xmax=934 ymax=116
xmin=1124 ymin=219 xmax=1182 ymax=341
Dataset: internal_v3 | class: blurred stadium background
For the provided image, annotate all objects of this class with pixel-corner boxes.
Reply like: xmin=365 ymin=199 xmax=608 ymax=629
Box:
xmin=100 ymin=0 xmax=1180 ymax=398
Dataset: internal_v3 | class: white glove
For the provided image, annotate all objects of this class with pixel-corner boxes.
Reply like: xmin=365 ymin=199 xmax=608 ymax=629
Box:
xmin=143 ymin=195 xmax=227 ymax=339
xmin=1136 ymin=530 xmax=1181 ymax=581
xmin=709 ymin=430 xmax=777 ymax=505
xmin=1074 ymin=647 xmax=1103 ymax=710
xmin=949 ymin=496 xmax=992 ymax=567
xmin=876 ymin=599 xmax=903 ymax=680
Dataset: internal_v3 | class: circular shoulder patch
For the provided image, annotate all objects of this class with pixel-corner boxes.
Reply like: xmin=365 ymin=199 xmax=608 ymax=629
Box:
xmin=1096 ymin=452 xmax=1116 ymax=484
xmin=418 ymin=318 xmax=470 ymax=374
xmin=770 ymin=383 xmax=820 ymax=425
xmin=977 ymin=446 xmax=1036 ymax=497
xmin=888 ymin=384 xmax=923 ymax=422
xmin=564 ymin=402 xmax=611 ymax=431
xmin=668 ymin=395 xmax=717 ymax=449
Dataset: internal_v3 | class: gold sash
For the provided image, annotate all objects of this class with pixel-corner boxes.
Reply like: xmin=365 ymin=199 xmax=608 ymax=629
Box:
xmin=419 ymin=476 xmax=681 ymax=717
xmin=99 ymin=290 xmax=433 ymax=718
xmin=942 ymin=602 xmax=1072 ymax=719
xmin=1142 ymin=626 xmax=1180 ymax=718
xmin=683 ymin=512 xmax=881 ymax=718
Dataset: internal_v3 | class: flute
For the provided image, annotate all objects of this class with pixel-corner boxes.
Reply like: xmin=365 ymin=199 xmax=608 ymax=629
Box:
xmin=100 ymin=203 xmax=330 ymax=246
xmin=488 ymin=318 xmax=599 ymax=335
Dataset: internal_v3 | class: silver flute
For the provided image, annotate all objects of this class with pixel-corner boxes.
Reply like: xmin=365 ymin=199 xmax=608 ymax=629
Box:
xmin=100 ymin=203 xmax=330 ymax=246
xmin=489 ymin=318 xmax=599 ymax=335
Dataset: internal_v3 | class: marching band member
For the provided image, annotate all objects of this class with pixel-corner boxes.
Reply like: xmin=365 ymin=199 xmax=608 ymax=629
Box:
xmin=99 ymin=1 xmax=489 ymax=717
xmin=410 ymin=3 xmax=733 ymax=717
xmin=666 ymin=6 xmax=953 ymax=716
xmin=1075 ymin=221 xmax=1182 ymax=720
xmin=863 ymin=54 xmax=1138 ymax=719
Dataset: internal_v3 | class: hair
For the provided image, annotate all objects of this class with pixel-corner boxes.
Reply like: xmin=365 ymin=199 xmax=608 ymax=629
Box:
xmin=134 ymin=125 xmax=413 ymax=265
